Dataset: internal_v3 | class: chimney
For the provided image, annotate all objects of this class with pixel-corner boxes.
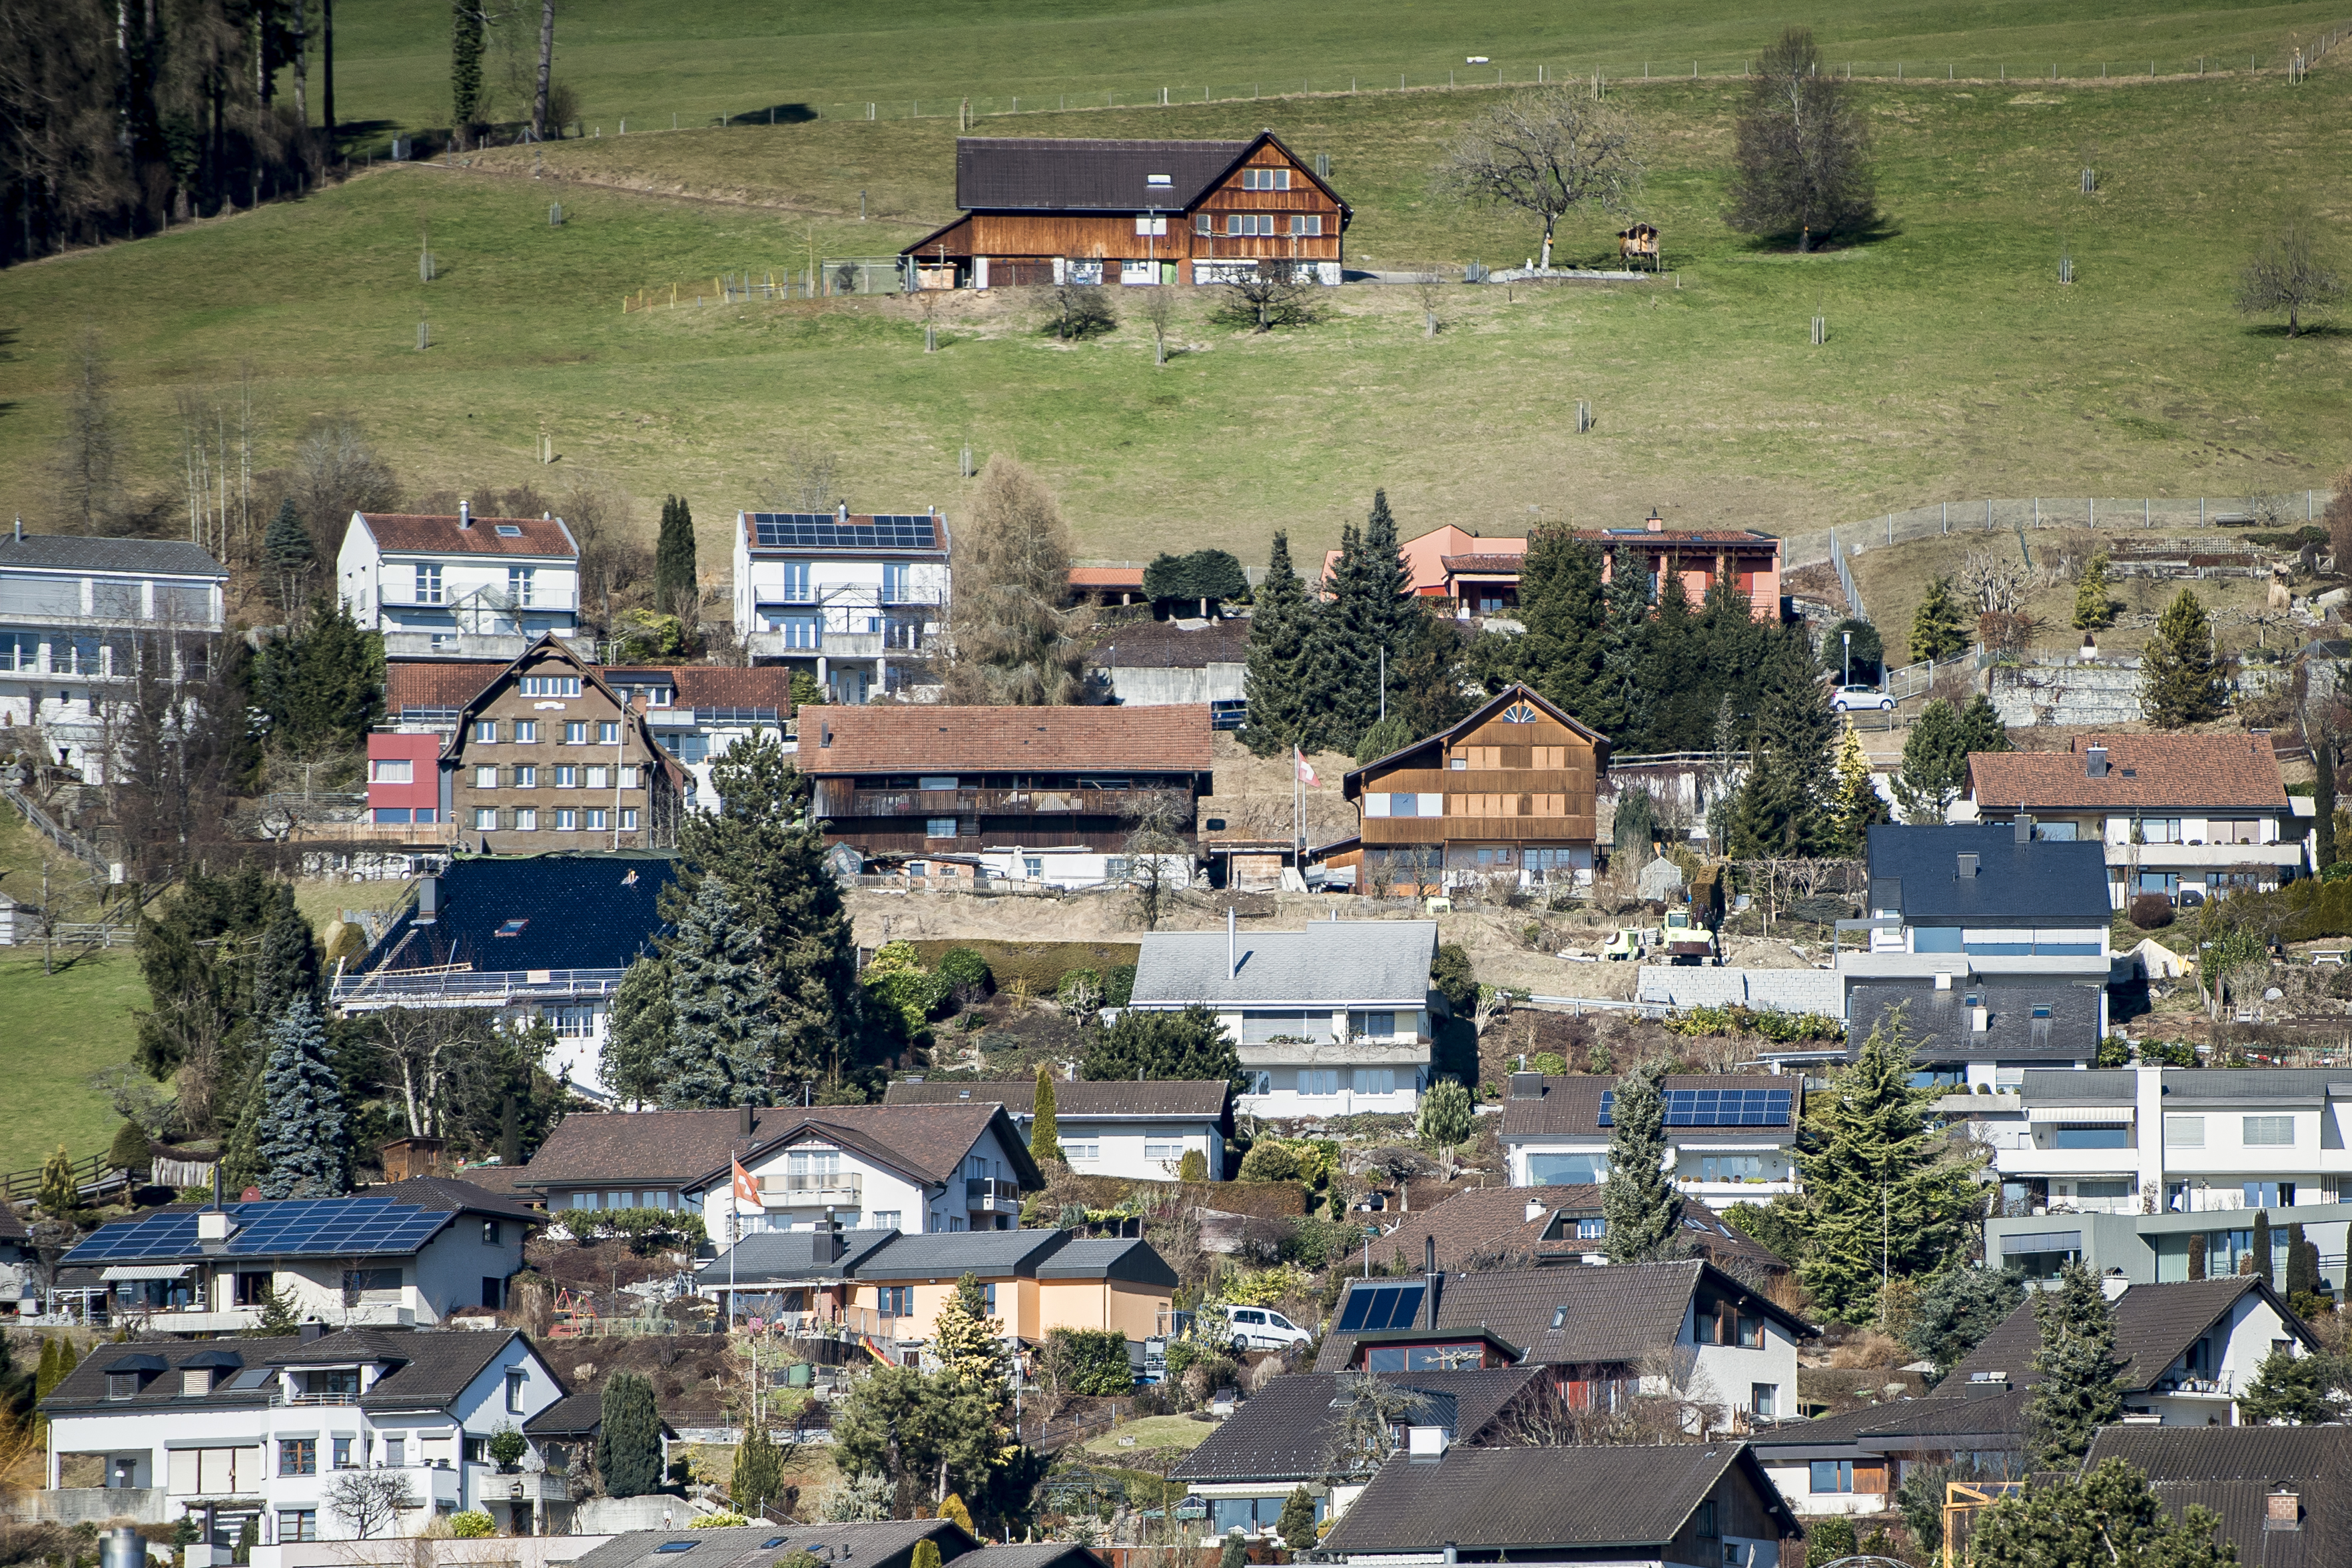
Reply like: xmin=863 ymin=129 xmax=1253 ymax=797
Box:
xmin=300 ymin=1321 xmax=325 ymax=1343
xmin=11 ymin=518 xmax=19 ymax=543
xmin=836 ymin=501 xmax=849 ymax=522
xmin=197 ymin=1208 xmax=238 ymax=1242
xmin=2014 ymin=815 xmax=2032 ymax=844
xmin=1957 ymin=853 xmax=1979 ymax=879
xmin=1961 ymin=1373 xmax=2010 ymax=1397
xmin=1525 ymin=1197 xmax=1547 ymax=1224
xmin=1228 ymin=906 xmax=1238 ymax=979
xmin=1423 ymin=1235 xmax=1442 ymax=1327
xmin=1406 ymin=1423 xmax=1450 ymax=1460
xmin=738 ymin=1105 xmax=755 ymax=1136
xmin=1970 ymin=1004 xmax=1989 ymax=1032
xmin=2086 ymin=745 xmax=2109 ymax=779
xmin=2101 ymin=1270 xmax=2130 ymax=1301
xmin=1645 ymin=509 xmax=1665 ymax=533
xmin=817 ymin=1209 xmax=844 ymax=1262
xmin=416 ymin=875 xmax=440 ymax=925
xmin=458 ymin=500 xmax=472 ymax=530
xmin=1934 ymin=971 xmax=1952 ymax=991
xmin=100 ymin=1526 xmax=141 ymax=1568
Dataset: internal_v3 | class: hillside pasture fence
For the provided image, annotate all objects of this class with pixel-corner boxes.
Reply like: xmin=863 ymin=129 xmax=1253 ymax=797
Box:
xmin=1786 ymin=492 xmax=2342 ymax=580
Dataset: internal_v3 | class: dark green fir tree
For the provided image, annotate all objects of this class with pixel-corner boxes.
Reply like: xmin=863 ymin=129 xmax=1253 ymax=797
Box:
xmin=1728 ymin=628 xmax=1838 ymax=857
xmin=662 ymin=875 xmax=786 ymax=1107
xmin=2140 ymin=588 xmax=2227 ymax=728
xmin=1242 ymin=531 xmax=1317 ymax=757
xmin=655 ymin=494 xmax=697 ymax=616
xmin=1506 ymin=525 xmax=1609 ymax=722
xmin=1601 ymin=1060 xmax=1682 ymax=1262
xmin=2024 ymin=1262 xmax=2126 ymax=1469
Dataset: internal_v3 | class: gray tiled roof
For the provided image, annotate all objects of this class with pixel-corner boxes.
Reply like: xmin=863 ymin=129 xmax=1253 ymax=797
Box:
xmin=1942 ymin=1277 xmax=2318 ymax=1392
xmin=1377 ymin=1186 xmax=1790 ymax=1276
xmin=2018 ymin=1068 xmax=2138 ymax=1106
xmin=1865 ymin=824 xmax=2110 ymax=925
xmin=1170 ymin=1369 xmax=1546 ymax=1483
xmin=692 ymin=1228 xmax=898 ymax=1285
xmin=0 ymin=533 xmax=225 ymax=577
xmin=524 ymin=1389 xmax=680 ymax=1438
xmin=1745 ymin=1388 xmax=2028 ymax=1453
xmin=2020 ymin=1066 xmax=2352 ymax=1109
xmin=1315 ymin=1260 xmax=1814 ymax=1373
xmin=1130 ymin=922 xmax=1437 ymax=1008
xmin=43 ymin=1329 xmax=545 ymax=1415
xmin=883 ymin=1078 xmax=1232 ymax=1121
xmin=1034 ymin=1236 xmax=1181 ymax=1288
xmin=368 ymin=1176 xmax=546 ymax=1222
xmin=1320 ymin=1443 xmax=1798 ymax=1553
xmin=1852 ymin=979 xmax=2104 ymax=1064
xmin=2083 ymin=1426 xmax=2352 ymax=1568
xmin=850 ymin=1228 xmax=1072 ymax=1281
xmin=570 ymin=1519 xmax=975 ymax=1568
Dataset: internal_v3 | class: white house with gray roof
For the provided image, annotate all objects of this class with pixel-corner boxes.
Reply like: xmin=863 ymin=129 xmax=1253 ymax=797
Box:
xmin=0 ymin=530 xmax=226 ymax=783
xmin=1127 ymin=918 xmax=1440 ymax=1115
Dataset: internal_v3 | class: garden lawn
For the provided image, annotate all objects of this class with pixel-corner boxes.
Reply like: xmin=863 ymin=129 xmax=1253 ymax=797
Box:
xmin=0 ymin=951 xmax=153 ymax=1177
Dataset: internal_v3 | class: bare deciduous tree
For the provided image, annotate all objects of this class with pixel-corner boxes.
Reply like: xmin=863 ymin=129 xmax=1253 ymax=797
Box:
xmin=1438 ymin=89 xmax=1645 ymax=269
xmin=290 ymin=416 xmax=400 ymax=562
xmin=1413 ymin=271 xmax=1445 ymax=336
xmin=324 ymin=1468 xmax=416 ymax=1539
xmin=54 ymin=326 xmax=122 ymax=533
xmin=1320 ymin=1375 xmax=1429 ymax=1479
xmin=1045 ymin=282 xmax=1117 ymax=340
xmin=1960 ymin=548 xmax=2027 ymax=615
xmin=940 ymin=455 xmax=1087 ymax=704
xmin=532 ymin=0 xmax=556 ymax=143
xmin=369 ymin=1006 xmax=495 ymax=1137
xmin=762 ymin=436 xmax=843 ymax=513
xmin=1214 ymin=262 xmax=1321 ymax=332
xmin=1140 ymin=285 xmax=1177 ymax=364
xmin=1124 ymin=789 xmax=1194 ymax=931
xmin=2235 ymin=208 xmax=2344 ymax=338
xmin=1727 ymin=28 xmax=1876 ymax=250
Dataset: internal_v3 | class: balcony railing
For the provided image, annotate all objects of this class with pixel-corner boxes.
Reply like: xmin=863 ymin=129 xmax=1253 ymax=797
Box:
xmin=334 ymin=966 xmax=627 ymax=1008
xmin=965 ymin=1177 xmax=1019 ymax=1208
xmin=847 ymin=787 xmax=1190 ymax=820
xmin=762 ymin=1172 xmax=863 ymax=1201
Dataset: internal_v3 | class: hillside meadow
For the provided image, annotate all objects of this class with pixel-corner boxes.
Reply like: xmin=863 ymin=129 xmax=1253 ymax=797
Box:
xmin=1 ymin=55 xmax=2348 ymax=566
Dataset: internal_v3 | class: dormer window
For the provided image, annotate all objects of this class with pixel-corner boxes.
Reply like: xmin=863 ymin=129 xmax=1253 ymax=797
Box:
xmin=107 ymin=1372 xmax=139 ymax=1400
xmin=181 ymin=1368 xmax=214 ymax=1397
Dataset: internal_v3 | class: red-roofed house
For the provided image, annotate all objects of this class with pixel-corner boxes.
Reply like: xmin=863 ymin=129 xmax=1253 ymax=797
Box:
xmin=802 ymin=704 xmax=1213 ymax=878
xmin=1968 ymin=733 xmax=2308 ymax=907
xmin=1069 ymin=566 xmax=1146 ymax=606
xmin=1324 ymin=516 xmax=1782 ymax=623
xmin=337 ymin=503 xmax=582 ymax=661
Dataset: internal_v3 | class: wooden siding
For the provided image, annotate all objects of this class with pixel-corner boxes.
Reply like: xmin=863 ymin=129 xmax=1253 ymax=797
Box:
xmin=1362 ymin=817 xmax=1596 ymax=844
xmin=1358 ymin=707 xmax=1600 ymax=852
xmin=1665 ymin=1468 xmax=1789 ymax=1563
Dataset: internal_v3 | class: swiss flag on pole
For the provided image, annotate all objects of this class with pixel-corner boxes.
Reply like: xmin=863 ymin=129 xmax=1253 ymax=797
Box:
xmin=731 ymin=1156 xmax=759 ymax=1212
xmin=1295 ymin=748 xmax=1318 ymax=787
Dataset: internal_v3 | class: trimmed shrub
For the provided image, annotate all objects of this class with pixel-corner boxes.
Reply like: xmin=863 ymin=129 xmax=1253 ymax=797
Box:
xmin=448 ymin=1513 xmax=496 ymax=1539
xmin=937 ymin=946 xmax=992 ymax=1000
xmin=2128 ymin=893 xmax=2175 ymax=929
xmin=1045 ymin=1328 xmax=1136 ymax=1395
xmin=1103 ymin=963 xmax=1137 ymax=1007
xmin=1237 ymin=1142 xmax=1300 ymax=1182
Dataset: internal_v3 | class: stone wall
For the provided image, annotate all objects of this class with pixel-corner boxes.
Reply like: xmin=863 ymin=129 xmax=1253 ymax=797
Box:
xmin=1637 ymin=966 xmax=1845 ymax=1016
xmin=1988 ymin=660 xmax=2145 ymax=728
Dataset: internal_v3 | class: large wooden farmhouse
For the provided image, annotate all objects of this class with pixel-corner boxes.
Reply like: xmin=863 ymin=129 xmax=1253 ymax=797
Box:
xmin=901 ymin=131 xmax=1350 ymax=289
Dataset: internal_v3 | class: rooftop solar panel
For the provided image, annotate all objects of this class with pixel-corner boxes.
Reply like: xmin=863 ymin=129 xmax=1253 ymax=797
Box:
xmin=1599 ymin=1089 xmax=1792 ymax=1128
xmin=63 ymin=1198 xmax=453 ymax=1266
xmin=748 ymin=512 xmax=939 ymax=552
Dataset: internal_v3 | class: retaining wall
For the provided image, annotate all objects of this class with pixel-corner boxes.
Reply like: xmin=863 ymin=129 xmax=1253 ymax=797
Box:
xmin=1988 ymin=663 xmax=2145 ymax=727
xmin=1636 ymin=966 xmax=1844 ymax=1015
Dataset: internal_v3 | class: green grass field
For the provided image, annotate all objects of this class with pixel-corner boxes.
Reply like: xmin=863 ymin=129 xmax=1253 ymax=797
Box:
xmin=3 ymin=9 xmax=2349 ymax=566
xmin=0 ymin=951 xmax=153 ymax=1177
xmin=323 ymin=0 xmax=2349 ymax=137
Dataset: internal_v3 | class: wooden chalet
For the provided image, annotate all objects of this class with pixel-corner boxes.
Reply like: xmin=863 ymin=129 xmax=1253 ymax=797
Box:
xmin=1330 ymin=684 xmax=1608 ymax=895
xmin=901 ymin=131 xmax=1350 ymax=290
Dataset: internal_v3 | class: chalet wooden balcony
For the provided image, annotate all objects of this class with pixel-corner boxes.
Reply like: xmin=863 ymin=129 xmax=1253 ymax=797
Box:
xmin=841 ymin=787 xmax=1192 ymax=820
xmin=1362 ymin=816 xmax=1596 ymax=844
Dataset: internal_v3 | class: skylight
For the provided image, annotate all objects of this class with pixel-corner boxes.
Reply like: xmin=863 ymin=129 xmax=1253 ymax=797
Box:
xmin=494 ymin=919 xmax=530 ymax=937
xmin=495 ymin=524 xmax=523 ymax=537
xmin=1146 ymin=174 xmax=1172 ymax=186
xmin=655 ymin=1545 xmax=699 ymax=1555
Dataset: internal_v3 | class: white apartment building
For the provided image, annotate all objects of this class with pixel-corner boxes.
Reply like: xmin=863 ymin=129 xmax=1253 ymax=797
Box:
xmin=37 ymin=1327 xmax=572 ymax=1545
xmin=338 ymin=507 xmax=581 ymax=661
xmin=1969 ymin=734 xmax=2308 ymax=907
xmin=1127 ymin=918 xmax=1439 ymax=1116
xmin=882 ymin=1077 xmax=1232 ymax=1181
xmin=59 ymin=1182 xmax=536 ymax=1332
xmin=731 ymin=507 xmax=950 ymax=704
xmin=0 ymin=530 xmax=227 ymax=783
xmin=1499 ymin=1071 xmax=1802 ymax=1204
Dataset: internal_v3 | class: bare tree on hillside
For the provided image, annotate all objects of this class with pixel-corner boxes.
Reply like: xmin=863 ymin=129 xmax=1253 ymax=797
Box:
xmin=289 ymin=416 xmax=400 ymax=563
xmin=939 ymin=455 xmax=1086 ymax=704
xmin=762 ymin=437 xmax=843 ymax=513
xmin=2235 ymin=207 xmax=2345 ymax=338
xmin=1438 ymin=89 xmax=1645 ymax=270
xmin=54 ymin=327 xmax=123 ymax=534
xmin=1727 ymin=27 xmax=1876 ymax=250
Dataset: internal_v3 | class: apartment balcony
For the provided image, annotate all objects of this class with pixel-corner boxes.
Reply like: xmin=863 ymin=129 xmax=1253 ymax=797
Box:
xmin=844 ymin=787 xmax=1191 ymax=821
xmin=334 ymin=967 xmax=625 ymax=1011
xmin=2104 ymin=843 xmax=2304 ymax=869
xmin=741 ymin=630 xmax=907 ymax=663
xmin=470 ymin=1463 xmax=570 ymax=1506
xmin=1994 ymin=1146 xmax=2140 ymax=1177
xmin=965 ymin=1177 xmax=1020 ymax=1214
xmin=109 ymin=1302 xmax=418 ymax=1335
xmin=1675 ymin=1176 xmax=1800 ymax=1200
xmin=380 ymin=631 xmax=535 ymax=661
xmin=759 ymin=1172 xmax=863 ymax=1206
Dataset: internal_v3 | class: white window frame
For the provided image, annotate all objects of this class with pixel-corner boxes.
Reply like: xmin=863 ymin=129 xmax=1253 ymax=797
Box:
xmin=415 ymin=564 xmax=444 ymax=604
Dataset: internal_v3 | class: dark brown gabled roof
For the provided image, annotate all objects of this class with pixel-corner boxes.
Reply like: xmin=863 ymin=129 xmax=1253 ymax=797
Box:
xmin=386 ymin=661 xmax=500 ymax=712
xmin=2081 ymin=1426 xmax=2352 ymax=1568
xmin=882 ymin=1077 xmax=1232 ymax=1122
xmin=1379 ymin=1186 xmax=1790 ymax=1276
xmin=42 ymin=1329 xmax=555 ymax=1415
xmin=356 ymin=512 xmax=578 ymax=558
xmin=803 ymin=704 xmax=1214 ymax=776
xmin=1342 ymin=683 xmax=1611 ymax=798
xmin=446 ymin=636 xmax=689 ymax=796
xmin=1498 ymin=1073 xmax=1798 ymax=1139
xmin=1322 ymin=1443 xmax=1800 ymax=1553
xmin=952 ymin=131 xmax=1346 ymax=215
xmin=1942 ymin=1276 xmax=2319 ymax=1393
xmin=514 ymin=1104 xmax=1036 ymax=1194
xmin=1745 ymin=1387 xmax=2029 ymax=1456
xmin=1315 ymin=1259 xmax=1816 ymax=1373
xmin=1170 ymin=1368 xmax=1549 ymax=1483
xmin=368 ymin=1176 xmax=546 ymax=1223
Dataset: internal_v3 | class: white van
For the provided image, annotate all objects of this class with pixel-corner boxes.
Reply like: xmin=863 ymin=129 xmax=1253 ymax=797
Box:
xmin=1214 ymin=1304 xmax=1314 ymax=1354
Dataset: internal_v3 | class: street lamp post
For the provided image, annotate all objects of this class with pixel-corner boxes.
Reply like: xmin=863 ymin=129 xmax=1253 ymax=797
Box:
xmin=1842 ymin=629 xmax=1852 ymax=687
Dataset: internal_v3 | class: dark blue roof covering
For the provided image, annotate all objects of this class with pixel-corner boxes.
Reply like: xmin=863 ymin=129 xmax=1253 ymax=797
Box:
xmin=1864 ymin=824 xmax=2110 ymax=925
xmin=362 ymin=853 xmax=677 ymax=975
xmin=64 ymin=1198 xmax=463 ymax=1265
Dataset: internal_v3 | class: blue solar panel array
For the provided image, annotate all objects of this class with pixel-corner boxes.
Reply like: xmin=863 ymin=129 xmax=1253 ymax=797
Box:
xmin=1597 ymin=1088 xmax=1792 ymax=1128
xmin=749 ymin=514 xmax=939 ymax=550
xmin=1335 ymin=1282 xmax=1426 ymax=1334
xmin=63 ymin=1199 xmax=452 ymax=1265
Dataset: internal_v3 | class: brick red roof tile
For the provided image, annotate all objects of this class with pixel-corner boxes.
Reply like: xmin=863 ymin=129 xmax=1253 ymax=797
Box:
xmin=601 ymin=665 xmax=799 ymax=709
xmin=387 ymin=663 xmax=500 ymax=711
xmin=803 ymin=705 xmax=1214 ymax=775
xmin=359 ymin=513 xmax=578 ymax=558
xmin=1969 ymin=733 xmax=2290 ymax=813
xmin=1069 ymin=567 xmax=1146 ymax=588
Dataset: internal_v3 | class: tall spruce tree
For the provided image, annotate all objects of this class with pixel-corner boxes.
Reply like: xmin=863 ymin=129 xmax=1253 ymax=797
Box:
xmin=451 ymin=0 xmax=485 ymax=128
xmin=2024 ymin=1262 xmax=2126 ymax=1469
xmin=601 ymin=955 xmax=674 ymax=1108
xmin=1793 ymin=1006 xmax=1983 ymax=1322
xmin=1029 ymin=1062 xmax=1063 ymax=1162
xmin=661 ymin=875 xmax=787 ymax=1107
xmin=655 ymin=495 xmax=697 ymax=617
xmin=1601 ymin=1060 xmax=1683 ymax=1262
xmin=1309 ymin=497 xmax=1414 ymax=753
xmin=667 ymin=730 xmax=867 ymax=1089
xmin=1729 ymin=628 xmax=1838 ymax=857
xmin=2140 ymin=588 xmax=2227 ymax=728
xmin=254 ymin=997 xmax=352 ymax=1198
xmin=1505 ymin=525 xmax=1609 ymax=722
xmin=264 ymin=498 xmax=315 ymax=617
xmin=1591 ymin=546 xmax=1655 ymax=745
xmin=1909 ymin=576 xmax=1972 ymax=663
xmin=2315 ymin=733 xmax=2338 ymax=872
xmin=598 ymin=1372 xmax=663 ymax=1497
xmin=1242 ymin=531 xmax=1317 ymax=757
xmin=251 ymin=910 xmax=321 ymax=1030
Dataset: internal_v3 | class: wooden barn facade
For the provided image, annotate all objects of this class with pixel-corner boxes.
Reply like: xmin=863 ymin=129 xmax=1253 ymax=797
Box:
xmin=901 ymin=131 xmax=1350 ymax=289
